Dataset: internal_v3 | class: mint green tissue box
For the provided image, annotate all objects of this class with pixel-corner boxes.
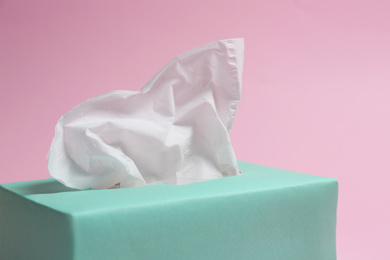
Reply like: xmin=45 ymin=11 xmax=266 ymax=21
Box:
xmin=0 ymin=161 xmax=338 ymax=260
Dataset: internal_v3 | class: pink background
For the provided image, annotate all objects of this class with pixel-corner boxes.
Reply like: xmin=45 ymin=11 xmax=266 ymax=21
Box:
xmin=1 ymin=0 xmax=389 ymax=258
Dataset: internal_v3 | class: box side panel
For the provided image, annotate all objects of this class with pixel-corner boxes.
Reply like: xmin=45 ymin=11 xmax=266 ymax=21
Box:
xmin=0 ymin=186 xmax=74 ymax=260
xmin=73 ymin=180 xmax=338 ymax=260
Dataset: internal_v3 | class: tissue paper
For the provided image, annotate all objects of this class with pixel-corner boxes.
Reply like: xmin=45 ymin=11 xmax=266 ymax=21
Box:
xmin=47 ymin=38 xmax=244 ymax=189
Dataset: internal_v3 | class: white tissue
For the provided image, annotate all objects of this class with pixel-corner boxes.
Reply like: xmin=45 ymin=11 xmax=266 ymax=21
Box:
xmin=47 ymin=38 xmax=244 ymax=189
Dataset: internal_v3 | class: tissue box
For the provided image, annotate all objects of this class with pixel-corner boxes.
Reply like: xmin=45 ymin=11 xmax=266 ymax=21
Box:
xmin=0 ymin=161 xmax=338 ymax=260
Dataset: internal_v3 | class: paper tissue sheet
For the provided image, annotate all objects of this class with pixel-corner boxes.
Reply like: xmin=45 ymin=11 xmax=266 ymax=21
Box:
xmin=47 ymin=38 xmax=244 ymax=190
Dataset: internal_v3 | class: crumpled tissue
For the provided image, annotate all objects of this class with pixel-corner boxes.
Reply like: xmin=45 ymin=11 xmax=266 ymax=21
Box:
xmin=47 ymin=38 xmax=244 ymax=189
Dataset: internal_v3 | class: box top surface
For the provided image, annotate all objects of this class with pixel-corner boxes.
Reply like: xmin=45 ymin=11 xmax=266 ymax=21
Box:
xmin=1 ymin=161 xmax=337 ymax=215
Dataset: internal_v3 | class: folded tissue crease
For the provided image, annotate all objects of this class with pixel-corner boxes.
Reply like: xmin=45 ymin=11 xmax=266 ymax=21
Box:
xmin=47 ymin=38 xmax=244 ymax=189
